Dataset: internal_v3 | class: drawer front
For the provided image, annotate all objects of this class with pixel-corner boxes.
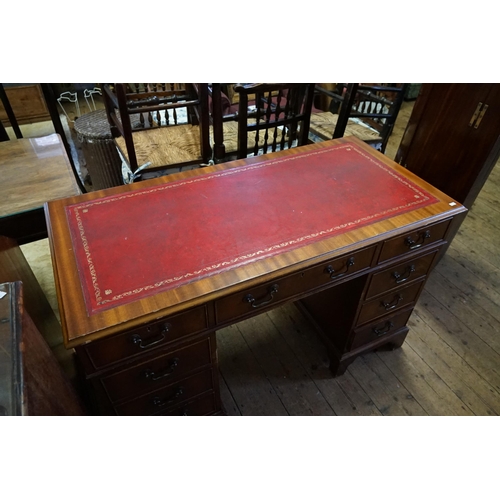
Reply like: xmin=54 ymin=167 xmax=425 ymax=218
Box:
xmin=216 ymin=245 xmax=375 ymax=324
xmin=350 ymin=308 xmax=413 ymax=350
xmin=114 ymin=369 xmax=215 ymax=416
xmin=83 ymin=305 xmax=208 ymax=370
xmin=158 ymin=391 xmax=219 ymax=416
xmin=366 ymin=250 xmax=438 ymax=300
xmin=378 ymin=219 xmax=450 ymax=264
xmin=357 ymin=280 xmax=423 ymax=326
xmin=100 ymin=336 xmax=214 ymax=403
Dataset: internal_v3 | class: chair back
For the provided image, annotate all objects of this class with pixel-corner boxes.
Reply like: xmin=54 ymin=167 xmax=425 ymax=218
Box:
xmin=211 ymin=83 xmax=315 ymax=161
xmin=314 ymin=83 xmax=407 ymax=152
xmin=102 ymin=83 xmax=211 ymax=175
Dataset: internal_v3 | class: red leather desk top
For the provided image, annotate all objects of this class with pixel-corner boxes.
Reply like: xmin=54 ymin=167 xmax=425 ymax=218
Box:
xmin=65 ymin=141 xmax=438 ymax=315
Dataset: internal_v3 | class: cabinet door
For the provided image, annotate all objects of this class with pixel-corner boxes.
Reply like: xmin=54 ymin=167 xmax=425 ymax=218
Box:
xmin=397 ymin=84 xmax=500 ymax=207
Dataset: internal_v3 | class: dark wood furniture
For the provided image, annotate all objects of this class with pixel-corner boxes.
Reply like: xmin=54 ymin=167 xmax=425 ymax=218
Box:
xmin=210 ymin=83 xmax=315 ymax=162
xmin=0 ymin=84 xmax=50 ymax=129
xmin=45 ymin=137 xmax=466 ymax=416
xmin=310 ymin=83 xmax=407 ymax=153
xmin=395 ymin=83 xmax=500 ymax=209
xmin=0 ymin=281 xmax=85 ymax=416
xmin=102 ymin=83 xmax=211 ymax=182
xmin=0 ymin=134 xmax=81 ymax=244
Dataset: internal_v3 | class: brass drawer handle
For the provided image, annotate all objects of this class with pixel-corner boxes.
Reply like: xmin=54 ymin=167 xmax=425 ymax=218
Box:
xmin=373 ymin=321 xmax=394 ymax=336
xmin=469 ymin=102 xmax=489 ymax=128
xmin=130 ymin=323 xmax=171 ymax=349
xmin=143 ymin=357 xmax=179 ymax=381
xmin=405 ymin=230 xmax=431 ymax=250
xmin=382 ymin=294 xmax=403 ymax=311
xmin=325 ymin=257 xmax=355 ymax=279
xmin=468 ymin=102 xmax=483 ymax=126
xmin=474 ymin=104 xmax=488 ymax=129
xmin=152 ymin=387 xmax=184 ymax=407
xmin=244 ymin=284 xmax=279 ymax=308
xmin=392 ymin=265 xmax=416 ymax=284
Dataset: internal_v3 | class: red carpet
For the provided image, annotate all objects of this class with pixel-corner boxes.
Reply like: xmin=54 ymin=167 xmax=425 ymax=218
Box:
xmin=66 ymin=142 xmax=438 ymax=314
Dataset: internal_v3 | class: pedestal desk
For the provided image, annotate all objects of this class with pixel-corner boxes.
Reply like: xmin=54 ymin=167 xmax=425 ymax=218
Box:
xmin=45 ymin=137 xmax=466 ymax=416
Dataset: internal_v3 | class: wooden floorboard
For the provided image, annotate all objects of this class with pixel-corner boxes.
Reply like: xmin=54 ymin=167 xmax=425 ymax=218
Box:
xmin=407 ymin=312 xmax=499 ymax=416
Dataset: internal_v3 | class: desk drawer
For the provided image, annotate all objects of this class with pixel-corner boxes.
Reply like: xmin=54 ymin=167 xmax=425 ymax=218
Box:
xmin=365 ymin=250 xmax=438 ymax=300
xmin=114 ymin=369 xmax=215 ymax=416
xmin=158 ymin=391 xmax=219 ymax=416
xmin=357 ymin=280 xmax=423 ymax=326
xmin=215 ymin=246 xmax=375 ymax=324
xmin=100 ymin=336 xmax=214 ymax=403
xmin=378 ymin=219 xmax=450 ymax=264
xmin=83 ymin=305 xmax=208 ymax=370
xmin=350 ymin=308 xmax=413 ymax=350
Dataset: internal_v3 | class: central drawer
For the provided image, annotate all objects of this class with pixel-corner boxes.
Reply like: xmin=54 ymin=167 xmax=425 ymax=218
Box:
xmin=216 ymin=245 xmax=375 ymax=324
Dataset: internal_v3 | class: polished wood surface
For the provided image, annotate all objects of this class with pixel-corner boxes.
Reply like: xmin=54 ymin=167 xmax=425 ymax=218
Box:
xmin=0 ymin=134 xmax=80 ymax=216
xmin=46 ymin=137 xmax=464 ymax=349
xmin=0 ymin=133 xmax=81 ymax=243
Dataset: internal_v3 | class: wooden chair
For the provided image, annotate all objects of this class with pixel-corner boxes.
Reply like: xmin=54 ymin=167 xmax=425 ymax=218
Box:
xmin=309 ymin=83 xmax=407 ymax=153
xmin=210 ymin=83 xmax=315 ymax=162
xmin=102 ymin=83 xmax=211 ymax=182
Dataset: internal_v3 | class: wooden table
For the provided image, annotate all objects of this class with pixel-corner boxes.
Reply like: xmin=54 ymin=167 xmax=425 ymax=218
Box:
xmin=0 ymin=134 xmax=81 ymax=244
xmin=45 ymin=137 xmax=466 ymax=416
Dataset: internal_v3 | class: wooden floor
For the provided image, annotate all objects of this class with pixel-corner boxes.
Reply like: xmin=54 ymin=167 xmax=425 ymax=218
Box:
xmin=18 ymin=100 xmax=500 ymax=416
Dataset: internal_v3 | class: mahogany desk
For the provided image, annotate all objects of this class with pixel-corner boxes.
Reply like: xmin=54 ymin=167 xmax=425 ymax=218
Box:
xmin=45 ymin=137 xmax=466 ymax=416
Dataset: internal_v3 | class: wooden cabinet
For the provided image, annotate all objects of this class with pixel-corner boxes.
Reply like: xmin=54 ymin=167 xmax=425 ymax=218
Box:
xmin=395 ymin=84 xmax=500 ymax=209
xmin=0 ymin=84 xmax=50 ymax=125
